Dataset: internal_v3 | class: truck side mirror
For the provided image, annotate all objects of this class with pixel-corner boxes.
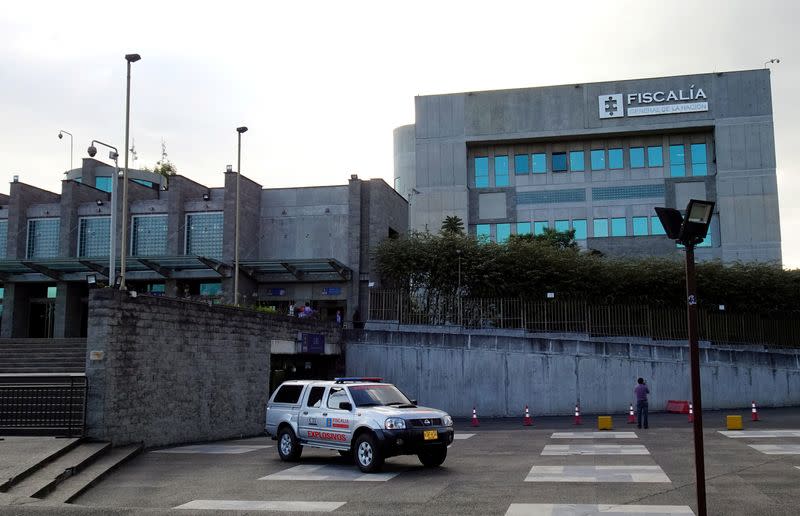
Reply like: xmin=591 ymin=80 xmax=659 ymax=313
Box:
xmin=339 ymin=402 xmax=353 ymax=411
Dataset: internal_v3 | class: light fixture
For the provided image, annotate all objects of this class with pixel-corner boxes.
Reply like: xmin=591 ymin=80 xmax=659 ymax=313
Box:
xmin=654 ymin=199 xmax=715 ymax=246
xmin=226 ymin=164 xmax=233 ymax=172
xmin=546 ymin=292 xmax=555 ymax=299
xmin=86 ymin=274 xmax=98 ymax=288
xmin=202 ymin=193 xmax=210 ymax=201
xmin=96 ymin=199 xmax=104 ymax=206
xmin=12 ymin=175 xmax=19 ymax=183
xmin=764 ymin=58 xmax=780 ymax=68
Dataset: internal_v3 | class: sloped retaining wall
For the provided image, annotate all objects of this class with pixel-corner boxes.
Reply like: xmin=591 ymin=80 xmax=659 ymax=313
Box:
xmin=346 ymin=326 xmax=800 ymax=417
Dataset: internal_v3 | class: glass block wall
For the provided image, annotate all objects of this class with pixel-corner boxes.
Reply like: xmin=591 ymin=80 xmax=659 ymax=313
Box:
xmin=186 ymin=212 xmax=223 ymax=259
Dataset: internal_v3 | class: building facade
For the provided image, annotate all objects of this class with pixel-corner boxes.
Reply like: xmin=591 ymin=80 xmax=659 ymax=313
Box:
xmin=0 ymin=158 xmax=406 ymax=338
xmin=394 ymin=69 xmax=782 ymax=263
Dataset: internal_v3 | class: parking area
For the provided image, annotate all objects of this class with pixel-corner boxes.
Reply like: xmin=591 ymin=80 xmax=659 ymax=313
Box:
xmin=3 ymin=410 xmax=800 ymax=515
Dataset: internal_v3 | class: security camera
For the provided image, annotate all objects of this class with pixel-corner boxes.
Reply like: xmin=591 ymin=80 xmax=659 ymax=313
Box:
xmin=87 ymin=145 xmax=97 ymax=157
xmin=58 ymin=132 xmax=63 ymax=139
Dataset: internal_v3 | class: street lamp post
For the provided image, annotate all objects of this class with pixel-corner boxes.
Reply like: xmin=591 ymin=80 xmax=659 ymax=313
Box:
xmin=234 ymin=126 xmax=248 ymax=306
xmin=87 ymin=141 xmax=119 ymax=285
xmin=120 ymin=53 xmax=141 ymax=291
xmin=58 ymin=130 xmax=73 ymax=172
xmin=655 ymin=199 xmax=715 ymax=516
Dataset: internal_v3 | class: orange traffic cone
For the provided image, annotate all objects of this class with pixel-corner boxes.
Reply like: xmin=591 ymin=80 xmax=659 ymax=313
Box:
xmin=523 ymin=405 xmax=533 ymax=426
xmin=688 ymin=402 xmax=694 ymax=423
xmin=627 ymin=404 xmax=636 ymax=424
xmin=471 ymin=406 xmax=480 ymax=427
xmin=751 ymin=401 xmax=760 ymax=422
xmin=574 ymin=403 xmax=582 ymax=425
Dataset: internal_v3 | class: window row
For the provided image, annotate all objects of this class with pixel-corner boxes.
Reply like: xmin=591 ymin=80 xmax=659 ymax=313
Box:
xmin=475 ymin=216 xmax=712 ymax=246
xmin=23 ymin=213 xmax=225 ymax=260
xmin=474 ymin=143 xmax=708 ymax=187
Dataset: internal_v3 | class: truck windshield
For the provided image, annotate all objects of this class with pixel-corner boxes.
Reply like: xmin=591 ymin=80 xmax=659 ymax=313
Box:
xmin=349 ymin=385 xmax=413 ymax=407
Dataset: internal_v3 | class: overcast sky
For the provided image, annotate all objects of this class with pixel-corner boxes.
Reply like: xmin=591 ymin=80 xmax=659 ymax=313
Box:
xmin=1 ymin=0 xmax=798 ymax=267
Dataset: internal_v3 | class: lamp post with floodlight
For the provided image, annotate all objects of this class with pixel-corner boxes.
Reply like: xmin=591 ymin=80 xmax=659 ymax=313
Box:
xmin=120 ymin=53 xmax=141 ymax=291
xmin=654 ymin=199 xmax=716 ymax=516
xmin=234 ymin=126 xmax=248 ymax=306
xmin=87 ymin=140 xmax=119 ymax=285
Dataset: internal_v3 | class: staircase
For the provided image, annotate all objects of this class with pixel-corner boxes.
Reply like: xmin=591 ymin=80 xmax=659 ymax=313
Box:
xmin=0 ymin=339 xmax=87 ymax=374
xmin=0 ymin=439 xmax=142 ymax=504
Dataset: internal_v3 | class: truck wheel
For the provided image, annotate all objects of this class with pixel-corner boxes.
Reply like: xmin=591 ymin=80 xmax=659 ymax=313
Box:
xmin=355 ymin=433 xmax=384 ymax=473
xmin=277 ymin=427 xmax=303 ymax=462
xmin=418 ymin=445 xmax=447 ymax=467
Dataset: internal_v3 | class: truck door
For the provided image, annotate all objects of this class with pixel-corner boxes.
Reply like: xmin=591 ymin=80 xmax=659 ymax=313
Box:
xmin=299 ymin=386 xmax=327 ymax=445
xmin=322 ymin=386 xmax=354 ymax=447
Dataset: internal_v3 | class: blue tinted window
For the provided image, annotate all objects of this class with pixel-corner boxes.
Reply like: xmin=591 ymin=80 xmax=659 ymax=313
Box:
xmin=27 ymin=218 xmax=60 ymax=258
xmin=569 ymin=151 xmax=585 ymax=171
xmin=47 ymin=286 xmax=57 ymax=299
xmin=78 ymin=217 xmax=110 ymax=257
xmin=552 ymin=152 xmax=568 ymax=172
xmin=611 ymin=217 xmax=627 ymax=237
xmin=186 ymin=212 xmax=223 ymax=259
xmin=554 ymin=220 xmax=569 ymax=233
xmin=496 ymin=223 xmax=511 ymax=243
xmin=608 ymin=148 xmax=623 ymax=169
xmin=133 ymin=179 xmax=154 ymax=188
xmin=669 ymin=145 xmax=685 ymax=177
xmin=632 ymin=216 xmax=648 ymax=236
xmin=573 ymin=219 xmax=587 ymax=240
xmin=147 ymin=283 xmax=165 ymax=293
xmin=651 ymin=216 xmax=667 ymax=235
xmin=593 ymin=219 xmax=608 ymax=238
xmin=132 ymin=215 xmax=168 ymax=256
xmin=475 ymin=157 xmax=489 ymax=187
xmin=514 ymin=155 xmax=529 ymax=175
xmin=476 ymin=224 xmax=491 ymax=241
xmin=532 ymin=153 xmax=546 ymax=174
xmin=200 ymin=282 xmax=221 ymax=296
xmin=647 ymin=146 xmax=663 ymax=167
xmin=591 ymin=150 xmax=605 ymax=170
xmin=95 ymin=176 xmax=112 ymax=192
xmin=516 ymin=222 xmax=531 ymax=235
xmin=0 ymin=219 xmax=7 ymax=258
xmin=630 ymin=147 xmax=645 ymax=168
xmin=533 ymin=221 xmax=548 ymax=235
xmin=495 ymin=156 xmax=509 ymax=187
xmin=691 ymin=143 xmax=707 ymax=176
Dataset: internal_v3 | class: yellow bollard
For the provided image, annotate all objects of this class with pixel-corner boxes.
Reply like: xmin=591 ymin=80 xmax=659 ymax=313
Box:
xmin=597 ymin=416 xmax=613 ymax=430
xmin=726 ymin=415 xmax=743 ymax=430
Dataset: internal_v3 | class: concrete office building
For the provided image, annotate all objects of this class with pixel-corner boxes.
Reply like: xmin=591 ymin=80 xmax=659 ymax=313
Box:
xmin=0 ymin=158 xmax=406 ymax=338
xmin=394 ymin=69 xmax=782 ymax=263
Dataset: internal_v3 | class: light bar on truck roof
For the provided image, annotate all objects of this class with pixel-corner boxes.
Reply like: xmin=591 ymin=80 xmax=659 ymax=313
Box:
xmin=334 ymin=377 xmax=384 ymax=383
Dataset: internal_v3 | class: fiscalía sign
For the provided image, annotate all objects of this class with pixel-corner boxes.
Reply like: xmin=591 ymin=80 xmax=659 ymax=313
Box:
xmin=599 ymin=85 xmax=708 ymax=118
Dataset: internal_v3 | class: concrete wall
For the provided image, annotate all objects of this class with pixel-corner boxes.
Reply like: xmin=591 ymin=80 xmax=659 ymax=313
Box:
xmin=346 ymin=327 xmax=800 ymax=417
xmin=85 ymin=289 xmax=342 ymax=447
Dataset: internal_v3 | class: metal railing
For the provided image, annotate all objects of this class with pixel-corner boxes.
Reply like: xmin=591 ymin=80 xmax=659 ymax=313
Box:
xmin=368 ymin=290 xmax=800 ymax=348
xmin=0 ymin=374 xmax=88 ymax=436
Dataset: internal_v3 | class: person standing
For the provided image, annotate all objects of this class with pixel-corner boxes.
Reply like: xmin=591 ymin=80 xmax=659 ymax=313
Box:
xmin=634 ymin=378 xmax=650 ymax=429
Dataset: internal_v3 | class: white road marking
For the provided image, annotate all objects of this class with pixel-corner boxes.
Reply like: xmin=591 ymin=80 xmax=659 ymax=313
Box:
xmin=260 ymin=464 xmax=399 ymax=482
xmin=748 ymin=444 xmax=800 ymax=455
xmin=525 ymin=465 xmax=670 ymax=483
xmin=454 ymin=433 xmax=475 ymax=440
xmin=551 ymin=432 xmax=638 ymax=439
xmin=719 ymin=430 xmax=800 ymax=438
xmin=154 ymin=445 xmax=271 ymax=454
xmin=175 ymin=500 xmax=345 ymax=511
xmin=541 ymin=444 xmax=650 ymax=456
xmin=506 ymin=504 xmax=694 ymax=515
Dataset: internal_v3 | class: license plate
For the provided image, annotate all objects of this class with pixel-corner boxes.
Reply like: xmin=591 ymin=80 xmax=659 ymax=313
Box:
xmin=423 ymin=430 xmax=438 ymax=440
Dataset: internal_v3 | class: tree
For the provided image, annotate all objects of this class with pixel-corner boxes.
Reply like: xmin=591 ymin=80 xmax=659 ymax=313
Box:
xmin=440 ymin=216 xmax=465 ymax=236
xmin=154 ymin=140 xmax=177 ymax=177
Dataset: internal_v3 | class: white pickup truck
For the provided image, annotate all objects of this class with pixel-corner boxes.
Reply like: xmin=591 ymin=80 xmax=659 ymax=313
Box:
xmin=265 ymin=377 xmax=455 ymax=473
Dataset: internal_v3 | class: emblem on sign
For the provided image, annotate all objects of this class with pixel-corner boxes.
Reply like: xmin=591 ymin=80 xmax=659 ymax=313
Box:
xmin=598 ymin=94 xmax=624 ymax=119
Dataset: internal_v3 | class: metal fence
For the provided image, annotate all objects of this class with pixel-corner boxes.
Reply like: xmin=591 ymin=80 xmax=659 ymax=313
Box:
xmin=0 ymin=374 xmax=87 ymax=436
xmin=368 ymin=290 xmax=800 ymax=348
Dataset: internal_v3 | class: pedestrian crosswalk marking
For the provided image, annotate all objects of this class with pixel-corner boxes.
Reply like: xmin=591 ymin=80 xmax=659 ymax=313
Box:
xmin=259 ymin=464 xmax=399 ymax=482
xmin=748 ymin=444 xmax=800 ymax=455
xmin=525 ymin=465 xmax=671 ymax=483
xmin=541 ymin=444 xmax=649 ymax=456
xmin=551 ymin=432 xmax=638 ymax=439
xmin=155 ymin=444 xmax=272 ymax=454
xmin=175 ymin=500 xmax=345 ymax=511
xmin=505 ymin=503 xmax=694 ymax=515
xmin=719 ymin=430 xmax=800 ymax=438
